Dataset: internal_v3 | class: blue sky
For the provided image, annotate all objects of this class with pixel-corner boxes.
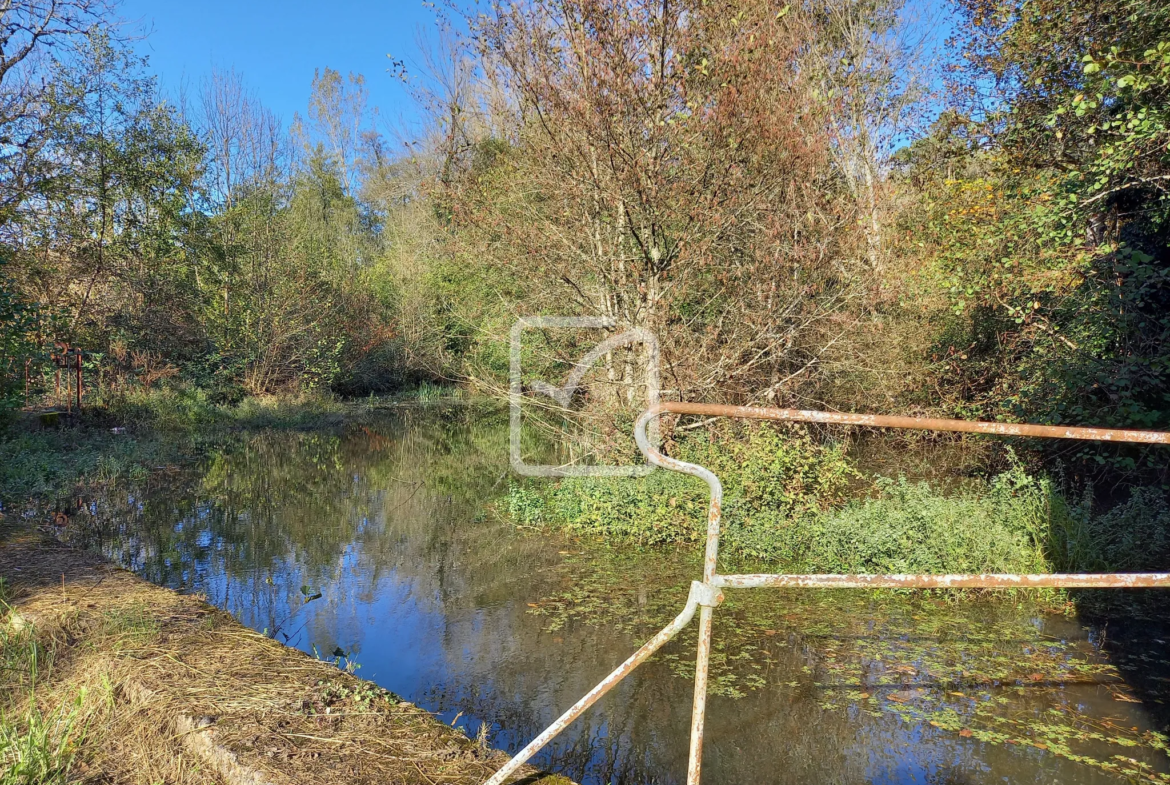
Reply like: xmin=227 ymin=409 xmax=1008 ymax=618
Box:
xmin=118 ymin=0 xmax=449 ymax=135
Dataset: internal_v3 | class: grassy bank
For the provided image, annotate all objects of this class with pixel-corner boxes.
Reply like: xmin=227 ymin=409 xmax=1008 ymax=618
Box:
xmin=1 ymin=386 xmax=567 ymax=784
xmin=0 ymin=383 xmax=473 ymax=511
xmin=507 ymin=423 xmax=1170 ymax=577
xmin=0 ymin=389 xmax=354 ymax=507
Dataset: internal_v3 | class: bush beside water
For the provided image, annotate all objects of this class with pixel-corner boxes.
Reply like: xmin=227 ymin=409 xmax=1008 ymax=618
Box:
xmin=0 ymin=387 xmax=356 ymax=508
xmin=507 ymin=424 xmax=1170 ymax=576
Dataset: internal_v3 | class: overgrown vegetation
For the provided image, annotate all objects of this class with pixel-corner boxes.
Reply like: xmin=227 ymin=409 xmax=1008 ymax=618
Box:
xmin=3 ymin=4 xmax=1165 ymax=780
xmin=1 ymin=4 xmax=1169 ymax=765
xmin=0 ymin=0 xmax=1165 ymax=473
xmin=509 ymin=422 xmax=1170 ymax=576
xmin=0 ymin=9 xmax=431 ymax=410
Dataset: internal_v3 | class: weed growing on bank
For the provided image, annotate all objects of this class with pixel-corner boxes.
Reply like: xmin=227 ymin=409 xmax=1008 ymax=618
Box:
xmin=507 ymin=423 xmax=1170 ymax=575
xmin=0 ymin=388 xmax=356 ymax=508
xmin=0 ymin=603 xmax=85 ymax=785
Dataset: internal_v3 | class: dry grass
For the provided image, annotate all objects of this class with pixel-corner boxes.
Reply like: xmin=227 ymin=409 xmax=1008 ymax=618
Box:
xmin=0 ymin=526 xmax=571 ymax=785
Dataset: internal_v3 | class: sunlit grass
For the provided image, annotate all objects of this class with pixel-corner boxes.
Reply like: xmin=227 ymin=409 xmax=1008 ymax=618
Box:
xmin=0 ymin=697 xmax=86 ymax=785
xmin=0 ymin=603 xmax=85 ymax=785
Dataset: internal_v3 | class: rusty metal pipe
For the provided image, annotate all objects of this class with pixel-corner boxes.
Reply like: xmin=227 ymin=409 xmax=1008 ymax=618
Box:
xmin=639 ymin=402 xmax=1170 ymax=445
xmin=483 ymin=581 xmax=715 ymax=785
xmin=630 ymin=402 xmax=1170 ymax=785
xmin=489 ymin=402 xmax=1170 ymax=785
xmin=714 ymin=573 xmax=1170 ymax=589
xmin=633 ymin=408 xmax=727 ymax=785
xmin=686 ymin=605 xmax=715 ymax=785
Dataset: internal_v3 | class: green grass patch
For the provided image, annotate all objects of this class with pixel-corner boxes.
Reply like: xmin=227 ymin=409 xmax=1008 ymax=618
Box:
xmin=0 ymin=387 xmax=358 ymax=509
xmin=0 ymin=604 xmax=85 ymax=785
xmin=0 ymin=694 xmax=85 ymax=785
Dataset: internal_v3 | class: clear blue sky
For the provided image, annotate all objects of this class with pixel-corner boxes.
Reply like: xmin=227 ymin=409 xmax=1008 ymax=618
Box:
xmin=118 ymin=0 xmax=450 ymax=136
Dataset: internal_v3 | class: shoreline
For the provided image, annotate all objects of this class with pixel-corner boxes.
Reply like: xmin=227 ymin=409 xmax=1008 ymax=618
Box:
xmin=0 ymin=523 xmax=571 ymax=785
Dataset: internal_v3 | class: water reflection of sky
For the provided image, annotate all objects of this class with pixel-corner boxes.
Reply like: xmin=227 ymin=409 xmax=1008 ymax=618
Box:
xmin=78 ymin=410 xmax=1169 ymax=785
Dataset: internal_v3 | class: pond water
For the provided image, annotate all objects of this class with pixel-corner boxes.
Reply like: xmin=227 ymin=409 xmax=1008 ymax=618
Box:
xmin=72 ymin=406 xmax=1170 ymax=784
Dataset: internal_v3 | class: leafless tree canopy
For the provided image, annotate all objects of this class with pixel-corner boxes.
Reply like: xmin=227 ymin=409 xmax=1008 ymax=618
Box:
xmin=0 ymin=0 xmax=112 ymax=217
xmin=199 ymin=68 xmax=284 ymax=208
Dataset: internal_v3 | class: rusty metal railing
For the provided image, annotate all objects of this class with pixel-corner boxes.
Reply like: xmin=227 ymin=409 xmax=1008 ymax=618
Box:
xmin=485 ymin=404 xmax=1170 ymax=785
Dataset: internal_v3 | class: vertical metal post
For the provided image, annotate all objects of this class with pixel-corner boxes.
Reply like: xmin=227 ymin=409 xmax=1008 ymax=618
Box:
xmin=687 ymin=604 xmax=714 ymax=785
xmin=686 ymin=481 xmax=723 ymax=784
xmin=634 ymin=409 xmax=727 ymax=785
xmin=481 ymin=587 xmax=708 ymax=785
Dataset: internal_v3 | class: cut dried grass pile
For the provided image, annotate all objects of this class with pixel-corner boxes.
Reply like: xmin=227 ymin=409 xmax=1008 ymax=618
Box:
xmin=0 ymin=527 xmax=572 ymax=785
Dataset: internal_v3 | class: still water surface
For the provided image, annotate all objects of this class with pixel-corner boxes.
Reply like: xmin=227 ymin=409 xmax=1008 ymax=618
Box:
xmin=74 ymin=407 xmax=1170 ymax=784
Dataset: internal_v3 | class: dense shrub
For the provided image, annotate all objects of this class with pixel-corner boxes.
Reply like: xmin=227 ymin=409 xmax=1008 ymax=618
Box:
xmin=507 ymin=424 xmax=1170 ymax=575
xmin=508 ymin=422 xmax=858 ymax=551
xmin=1050 ymin=487 xmax=1170 ymax=573
xmin=800 ymin=471 xmax=1049 ymax=574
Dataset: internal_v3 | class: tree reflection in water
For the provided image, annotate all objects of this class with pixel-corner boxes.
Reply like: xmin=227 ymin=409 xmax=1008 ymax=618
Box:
xmin=72 ymin=407 xmax=1170 ymax=785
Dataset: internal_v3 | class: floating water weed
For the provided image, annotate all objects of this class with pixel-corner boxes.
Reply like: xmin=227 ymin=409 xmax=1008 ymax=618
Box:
xmin=526 ymin=548 xmax=1170 ymax=781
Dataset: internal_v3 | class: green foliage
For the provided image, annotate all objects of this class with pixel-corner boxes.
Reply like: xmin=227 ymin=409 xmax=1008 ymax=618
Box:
xmin=0 ymin=388 xmax=351 ymax=506
xmin=509 ymin=424 xmax=1170 ymax=575
xmin=0 ymin=281 xmax=48 ymax=413
xmin=0 ymin=426 xmax=163 ymax=506
xmin=801 ymin=469 xmax=1049 ymax=575
xmin=509 ymin=423 xmax=858 ymax=552
xmin=0 ymin=28 xmax=411 ymax=405
xmin=0 ymin=694 xmax=85 ymax=785
xmin=683 ymin=424 xmax=858 ymax=521
xmin=509 ymin=465 xmax=1057 ymax=575
xmin=909 ymin=151 xmax=1170 ymax=444
xmin=1049 ymin=486 xmax=1170 ymax=573
xmin=908 ymin=0 xmax=1170 ymax=477
xmin=509 ymin=470 xmax=708 ymax=545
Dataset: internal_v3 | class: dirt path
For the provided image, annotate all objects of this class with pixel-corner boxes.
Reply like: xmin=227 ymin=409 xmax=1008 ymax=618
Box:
xmin=0 ymin=526 xmax=572 ymax=785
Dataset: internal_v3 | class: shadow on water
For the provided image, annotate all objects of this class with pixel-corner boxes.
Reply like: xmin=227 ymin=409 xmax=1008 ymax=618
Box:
xmin=65 ymin=406 xmax=1170 ymax=784
xmin=1074 ymin=594 xmax=1170 ymax=730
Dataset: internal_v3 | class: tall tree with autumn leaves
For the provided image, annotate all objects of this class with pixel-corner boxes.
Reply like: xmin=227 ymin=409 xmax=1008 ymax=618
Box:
xmin=900 ymin=0 xmax=1170 ymax=473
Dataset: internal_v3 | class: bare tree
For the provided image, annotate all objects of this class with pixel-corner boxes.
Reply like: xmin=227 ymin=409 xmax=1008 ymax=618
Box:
xmin=198 ymin=67 xmax=283 ymax=208
xmin=305 ymin=67 xmax=369 ymax=194
xmin=449 ymin=0 xmax=872 ymax=409
xmin=0 ymin=0 xmax=113 ymax=218
xmin=403 ymin=24 xmax=511 ymax=187
xmin=805 ymin=0 xmax=939 ymax=273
